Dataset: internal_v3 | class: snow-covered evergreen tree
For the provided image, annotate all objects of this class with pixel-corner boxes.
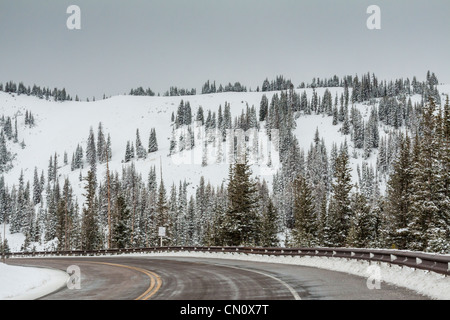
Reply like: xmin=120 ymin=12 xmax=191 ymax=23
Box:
xmin=327 ymin=143 xmax=353 ymax=246
xmin=148 ymin=128 xmax=158 ymax=153
xmin=135 ymin=128 xmax=147 ymax=159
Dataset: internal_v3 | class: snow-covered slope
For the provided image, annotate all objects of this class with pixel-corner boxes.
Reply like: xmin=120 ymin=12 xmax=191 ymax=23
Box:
xmin=2 ymin=84 xmax=449 ymax=200
xmin=0 ymin=262 xmax=68 ymax=300
xmin=1 ymin=91 xmax=280 ymax=196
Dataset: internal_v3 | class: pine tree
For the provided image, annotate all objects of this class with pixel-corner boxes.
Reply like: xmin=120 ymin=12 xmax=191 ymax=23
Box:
xmin=74 ymin=144 xmax=84 ymax=170
xmin=292 ymin=174 xmax=317 ymax=246
xmin=97 ymin=122 xmax=106 ymax=163
xmin=130 ymin=142 xmax=135 ymax=160
xmin=81 ymin=170 xmax=101 ymax=250
xmin=173 ymin=181 xmax=187 ymax=245
xmin=185 ymin=195 xmax=196 ymax=245
xmin=44 ymin=180 xmax=59 ymax=242
xmin=384 ymin=134 xmax=413 ymax=249
xmin=33 ymin=167 xmax=41 ymax=205
xmin=176 ymin=100 xmax=185 ymax=128
xmin=124 ymin=141 xmax=132 ymax=163
xmin=53 ymin=153 xmax=58 ymax=181
xmin=327 ymin=145 xmax=353 ymax=246
xmin=86 ymin=127 xmax=97 ymax=182
xmin=332 ymin=104 xmax=338 ymax=125
xmin=260 ymin=198 xmax=279 ymax=247
xmin=259 ymin=94 xmax=269 ymax=121
xmin=13 ymin=117 xmax=18 ymax=143
xmin=363 ymin=123 xmax=372 ymax=159
xmin=155 ymin=171 xmax=169 ymax=244
xmin=10 ymin=171 xmax=27 ymax=234
xmin=441 ymin=96 xmax=450 ymax=244
xmin=0 ymin=177 xmax=9 ymax=229
xmin=347 ymin=190 xmax=373 ymax=248
xmin=342 ymin=107 xmax=350 ymax=135
xmin=47 ymin=156 xmax=54 ymax=183
xmin=1 ymin=236 xmax=10 ymax=256
xmin=136 ymin=128 xmax=147 ymax=159
xmin=112 ymin=194 xmax=131 ymax=249
xmin=106 ymin=134 xmax=112 ymax=161
xmin=148 ymin=128 xmax=158 ymax=153
xmin=0 ymin=131 xmax=12 ymax=172
xmin=409 ymin=98 xmax=449 ymax=251
xmin=196 ymin=106 xmax=204 ymax=125
xmin=168 ymin=183 xmax=178 ymax=245
xmin=56 ymin=178 xmax=74 ymax=250
xmin=185 ymin=101 xmax=192 ymax=125
xmin=224 ymin=155 xmax=259 ymax=245
xmin=194 ymin=176 xmax=207 ymax=244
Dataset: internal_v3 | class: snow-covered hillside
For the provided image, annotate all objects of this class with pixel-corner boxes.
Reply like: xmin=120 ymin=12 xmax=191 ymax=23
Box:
xmin=2 ymin=85 xmax=449 ymax=196
xmin=1 ymin=81 xmax=449 ymax=251
xmin=1 ymin=90 xmax=282 ymax=197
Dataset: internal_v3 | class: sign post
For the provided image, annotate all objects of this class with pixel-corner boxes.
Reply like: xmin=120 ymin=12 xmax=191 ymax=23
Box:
xmin=158 ymin=227 xmax=166 ymax=247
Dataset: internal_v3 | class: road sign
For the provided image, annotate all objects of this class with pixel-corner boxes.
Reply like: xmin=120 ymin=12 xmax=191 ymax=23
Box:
xmin=158 ymin=227 xmax=166 ymax=247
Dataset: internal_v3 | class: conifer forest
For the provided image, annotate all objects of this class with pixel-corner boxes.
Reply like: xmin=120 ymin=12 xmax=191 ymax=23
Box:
xmin=0 ymin=71 xmax=449 ymax=254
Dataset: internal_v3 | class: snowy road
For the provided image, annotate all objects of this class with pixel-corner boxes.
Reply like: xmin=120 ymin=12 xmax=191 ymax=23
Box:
xmin=8 ymin=256 xmax=428 ymax=300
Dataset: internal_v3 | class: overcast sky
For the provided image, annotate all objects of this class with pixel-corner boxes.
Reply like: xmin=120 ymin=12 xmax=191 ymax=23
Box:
xmin=0 ymin=0 xmax=449 ymax=99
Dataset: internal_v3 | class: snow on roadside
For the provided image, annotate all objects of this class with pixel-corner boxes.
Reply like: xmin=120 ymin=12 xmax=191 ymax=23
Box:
xmin=0 ymin=262 xmax=68 ymax=300
xmin=134 ymin=251 xmax=450 ymax=300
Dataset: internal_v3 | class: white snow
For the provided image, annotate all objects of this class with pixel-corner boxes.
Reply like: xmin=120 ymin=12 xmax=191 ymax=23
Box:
xmin=0 ymin=262 xmax=68 ymax=300
xmin=0 ymin=223 xmax=25 ymax=252
xmin=1 ymin=223 xmax=59 ymax=252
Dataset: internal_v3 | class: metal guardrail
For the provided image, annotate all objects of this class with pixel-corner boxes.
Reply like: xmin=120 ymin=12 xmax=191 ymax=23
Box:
xmin=6 ymin=246 xmax=450 ymax=276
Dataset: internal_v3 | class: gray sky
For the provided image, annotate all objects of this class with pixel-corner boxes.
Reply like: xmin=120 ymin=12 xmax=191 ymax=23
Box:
xmin=0 ymin=0 xmax=449 ymax=99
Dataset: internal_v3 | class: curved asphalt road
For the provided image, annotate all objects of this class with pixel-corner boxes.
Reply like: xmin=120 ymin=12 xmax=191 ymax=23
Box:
xmin=7 ymin=256 xmax=428 ymax=300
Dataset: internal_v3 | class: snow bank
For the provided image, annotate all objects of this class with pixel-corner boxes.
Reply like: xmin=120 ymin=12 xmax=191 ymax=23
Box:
xmin=0 ymin=262 xmax=68 ymax=300
xmin=136 ymin=251 xmax=450 ymax=300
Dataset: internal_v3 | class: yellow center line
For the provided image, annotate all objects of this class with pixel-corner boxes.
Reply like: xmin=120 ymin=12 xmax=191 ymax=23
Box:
xmin=76 ymin=261 xmax=162 ymax=300
xmin=141 ymin=269 xmax=162 ymax=300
